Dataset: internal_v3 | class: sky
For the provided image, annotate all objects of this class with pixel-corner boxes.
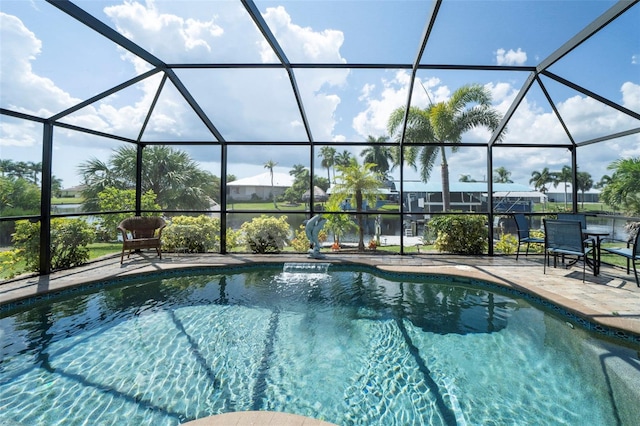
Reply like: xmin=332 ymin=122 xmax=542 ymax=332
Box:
xmin=1 ymin=0 xmax=639 ymax=190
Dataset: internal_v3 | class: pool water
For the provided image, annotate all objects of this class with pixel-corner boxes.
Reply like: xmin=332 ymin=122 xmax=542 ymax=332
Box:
xmin=0 ymin=266 xmax=636 ymax=425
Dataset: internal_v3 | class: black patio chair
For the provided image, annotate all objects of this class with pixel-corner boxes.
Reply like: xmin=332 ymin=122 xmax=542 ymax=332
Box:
xmin=514 ymin=213 xmax=544 ymax=260
xmin=602 ymin=229 xmax=640 ymax=287
xmin=543 ymin=219 xmax=594 ymax=282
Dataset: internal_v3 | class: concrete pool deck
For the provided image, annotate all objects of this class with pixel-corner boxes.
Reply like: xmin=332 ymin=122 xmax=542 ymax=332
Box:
xmin=1 ymin=252 xmax=639 ymax=425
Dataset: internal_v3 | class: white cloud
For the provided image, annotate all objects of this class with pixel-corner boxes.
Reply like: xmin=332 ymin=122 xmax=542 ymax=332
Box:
xmin=495 ymin=48 xmax=527 ymax=66
xmin=0 ymin=13 xmax=81 ymax=119
xmin=104 ymin=0 xmax=224 ymax=59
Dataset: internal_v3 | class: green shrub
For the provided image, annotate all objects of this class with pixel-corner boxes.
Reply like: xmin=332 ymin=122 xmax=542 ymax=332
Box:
xmin=528 ymin=229 xmax=544 ymax=254
xmin=240 ymin=215 xmax=291 ymax=253
xmin=428 ymin=214 xmax=487 ymax=255
xmin=13 ymin=218 xmax=94 ymax=272
xmin=163 ymin=215 xmax=220 ymax=253
xmin=225 ymin=228 xmax=241 ymax=251
xmin=0 ymin=249 xmax=23 ymax=279
xmin=495 ymin=233 xmax=518 ymax=254
xmin=291 ymin=224 xmax=311 ymax=252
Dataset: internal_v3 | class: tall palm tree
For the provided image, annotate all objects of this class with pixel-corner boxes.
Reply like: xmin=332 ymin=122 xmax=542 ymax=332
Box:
xmin=360 ymin=135 xmax=395 ymax=178
xmin=319 ymin=146 xmax=336 ymax=185
xmin=331 ymin=159 xmax=381 ymax=251
xmin=552 ymin=165 xmax=572 ymax=210
xmin=529 ymin=167 xmax=553 ymax=194
xmin=289 ymin=163 xmax=307 ymax=178
xmin=594 ymin=174 xmax=611 ymax=189
xmin=335 ymin=150 xmax=353 ymax=168
xmin=576 ymin=171 xmax=594 ymax=209
xmin=27 ymin=161 xmax=42 ymax=185
xmin=387 ymin=84 xmax=503 ymax=211
xmin=264 ymin=159 xmax=278 ymax=208
xmin=493 ymin=166 xmax=513 ymax=183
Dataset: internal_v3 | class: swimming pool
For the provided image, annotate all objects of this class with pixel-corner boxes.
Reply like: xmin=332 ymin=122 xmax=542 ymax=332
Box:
xmin=1 ymin=264 xmax=638 ymax=425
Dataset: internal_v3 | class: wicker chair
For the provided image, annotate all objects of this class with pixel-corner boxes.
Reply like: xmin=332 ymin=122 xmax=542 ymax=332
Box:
xmin=117 ymin=216 xmax=166 ymax=264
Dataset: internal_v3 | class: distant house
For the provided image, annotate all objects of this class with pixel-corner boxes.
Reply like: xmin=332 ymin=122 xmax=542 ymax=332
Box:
xmin=60 ymin=185 xmax=86 ymax=198
xmin=227 ymin=172 xmax=294 ymax=201
xmin=402 ymin=182 xmax=546 ymax=213
xmin=546 ymin=184 xmax=600 ymax=203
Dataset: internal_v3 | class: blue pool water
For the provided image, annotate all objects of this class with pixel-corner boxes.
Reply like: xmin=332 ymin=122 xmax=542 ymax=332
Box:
xmin=1 ymin=265 xmax=638 ymax=425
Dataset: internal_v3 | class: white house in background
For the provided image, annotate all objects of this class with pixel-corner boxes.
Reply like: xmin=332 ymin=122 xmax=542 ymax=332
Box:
xmin=60 ymin=184 xmax=86 ymax=198
xmin=546 ymin=184 xmax=601 ymax=203
xmin=227 ymin=172 xmax=294 ymax=201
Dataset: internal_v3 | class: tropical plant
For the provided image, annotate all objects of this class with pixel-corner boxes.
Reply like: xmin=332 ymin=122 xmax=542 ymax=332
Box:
xmin=240 ymin=215 xmax=291 ymax=253
xmin=264 ymin=159 xmax=278 ymax=208
xmin=387 ymin=84 xmax=503 ymax=211
xmin=459 ymin=174 xmax=476 ymax=182
xmin=331 ymin=159 xmax=382 ymax=251
xmin=335 ymin=150 xmax=353 ymax=168
xmin=319 ymin=146 xmax=337 ymax=185
xmin=0 ymin=176 xmax=42 ymax=245
xmin=323 ymin=195 xmax=358 ymax=246
xmin=493 ymin=166 xmax=513 ymax=183
xmin=284 ymin=164 xmax=309 ymax=204
xmin=594 ymin=174 xmax=611 ymax=189
xmin=78 ymin=146 xmax=217 ymax=211
xmin=600 ymin=157 xmax=640 ymax=215
xmin=162 ymin=215 xmax=221 ymax=253
xmin=529 ymin=167 xmax=553 ymax=194
xmin=13 ymin=218 xmax=94 ymax=272
xmin=428 ymin=214 xmax=487 ymax=255
xmin=361 ymin=135 xmax=395 ymax=178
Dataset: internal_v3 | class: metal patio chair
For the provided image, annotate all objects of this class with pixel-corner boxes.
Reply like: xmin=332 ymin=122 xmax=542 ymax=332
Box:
xmin=514 ymin=213 xmax=544 ymax=260
xmin=602 ymin=228 xmax=640 ymax=287
xmin=543 ymin=219 xmax=594 ymax=282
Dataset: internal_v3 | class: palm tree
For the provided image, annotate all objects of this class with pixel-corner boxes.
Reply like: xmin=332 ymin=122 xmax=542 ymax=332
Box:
xmin=493 ymin=166 xmax=513 ymax=183
xmin=361 ymin=135 xmax=395 ymax=178
xmin=576 ymin=171 xmax=593 ymax=208
xmin=78 ymin=157 xmax=123 ymax=211
xmin=459 ymin=174 xmax=476 ymax=182
xmin=331 ymin=159 xmax=381 ymax=251
xmin=289 ymin=163 xmax=307 ymax=178
xmin=529 ymin=167 xmax=553 ymax=194
xmin=594 ymin=174 xmax=611 ymax=189
xmin=78 ymin=146 xmax=214 ymax=211
xmin=323 ymin=194 xmax=357 ymax=247
xmin=319 ymin=146 xmax=336 ymax=185
xmin=264 ymin=159 xmax=278 ymax=208
xmin=335 ymin=150 xmax=353 ymax=168
xmin=552 ymin=165 xmax=572 ymax=210
xmin=27 ymin=161 xmax=42 ymax=185
xmin=600 ymin=157 xmax=640 ymax=215
xmin=387 ymin=84 xmax=503 ymax=211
